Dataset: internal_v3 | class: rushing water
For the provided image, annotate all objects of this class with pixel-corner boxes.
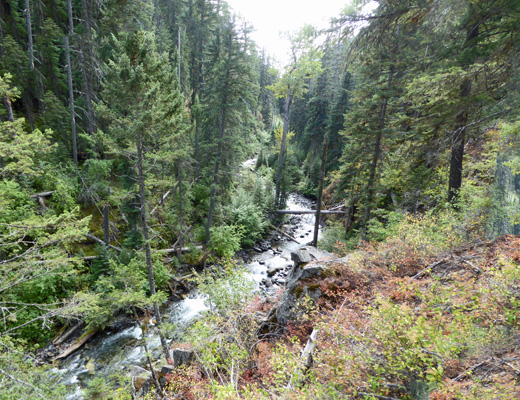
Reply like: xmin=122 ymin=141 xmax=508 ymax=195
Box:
xmin=56 ymin=193 xmax=320 ymax=398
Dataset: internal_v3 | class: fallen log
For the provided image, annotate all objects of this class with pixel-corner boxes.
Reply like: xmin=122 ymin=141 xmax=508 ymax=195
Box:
xmin=269 ymin=224 xmax=299 ymax=244
xmin=53 ymin=321 xmax=82 ymax=346
xmin=286 ymin=328 xmax=318 ymax=390
xmin=30 ymin=191 xmax=54 ymax=198
xmin=54 ymin=329 xmax=98 ymax=360
xmin=154 ymin=245 xmax=203 ymax=255
xmin=274 ymin=210 xmax=345 ymax=215
xmin=169 ymin=273 xmax=194 ymax=283
xmin=86 ymin=233 xmax=122 ymax=252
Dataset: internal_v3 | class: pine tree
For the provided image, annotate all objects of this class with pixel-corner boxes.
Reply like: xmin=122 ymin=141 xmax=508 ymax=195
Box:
xmin=97 ymin=30 xmax=186 ymax=359
xmin=200 ymin=12 xmax=259 ymax=243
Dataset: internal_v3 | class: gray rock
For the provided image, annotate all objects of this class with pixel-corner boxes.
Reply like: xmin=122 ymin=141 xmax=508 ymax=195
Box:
xmin=161 ymin=365 xmax=175 ymax=375
xmin=172 ymin=348 xmax=194 ymax=368
xmin=129 ymin=365 xmax=150 ymax=377
xmin=267 ymin=264 xmax=284 ymax=277
xmin=291 ymin=246 xmax=332 ymax=266
xmin=274 ymin=247 xmax=334 ymax=327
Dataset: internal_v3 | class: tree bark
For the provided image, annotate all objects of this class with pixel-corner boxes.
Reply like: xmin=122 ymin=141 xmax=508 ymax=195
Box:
xmin=177 ymin=163 xmax=184 ymax=259
xmin=136 ymin=137 xmax=170 ymax=360
xmin=447 ymin=14 xmax=479 ymax=205
xmin=3 ymin=97 xmax=14 ymax=122
xmin=64 ymin=36 xmax=78 ymax=167
xmin=25 ymin=0 xmax=34 ymax=70
xmin=313 ymin=136 xmax=328 ymax=247
xmin=80 ymin=0 xmax=92 ymax=34
xmin=67 ymin=0 xmax=74 ymax=32
xmin=361 ymin=66 xmax=394 ymax=240
xmin=78 ymin=39 xmax=95 ymax=135
xmin=103 ymin=203 xmax=109 ymax=247
xmin=275 ymin=86 xmax=293 ymax=208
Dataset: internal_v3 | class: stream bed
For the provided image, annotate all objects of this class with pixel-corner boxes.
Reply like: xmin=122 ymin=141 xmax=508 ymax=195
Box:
xmin=55 ymin=193 xmax=320 ymax=399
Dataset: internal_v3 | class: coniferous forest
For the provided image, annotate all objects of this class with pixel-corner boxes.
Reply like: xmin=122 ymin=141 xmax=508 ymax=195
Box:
xmin=1 ymin=0 xmax=520 ymax=399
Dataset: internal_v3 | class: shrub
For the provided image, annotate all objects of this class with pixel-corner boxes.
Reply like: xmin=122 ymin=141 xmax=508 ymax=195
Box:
xmin=182 ymin=260 xmax=256 ymax=392
xmin=208 ymin=224 xmax=244 ymax=258
xmin=227 ymin=190 xmax=267 ymax=247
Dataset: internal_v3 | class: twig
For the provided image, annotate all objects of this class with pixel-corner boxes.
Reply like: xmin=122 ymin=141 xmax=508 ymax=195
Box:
xmin=0 ymin=367 xmax=49 ymax=399
xmin=412 ymin=258 xmax=448 ymax=280
xmin=357 ymin=393 xmax=401 ymax=400
xmin=453 ymin=360 xmax=488 ymax=381
xmin=503 ymin=361 xmax=520 ymax=375
xmin=458 ymin=257 xmax=482 ymax=274
xmin=150 ymin=190 xmax=171 ymax=216
xmin=86 ymin=233 xmax=122 ymax=252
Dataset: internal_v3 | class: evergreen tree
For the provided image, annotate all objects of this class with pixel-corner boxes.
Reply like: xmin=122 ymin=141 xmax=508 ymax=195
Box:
xmin=97 ymin=30 xmax=187 ymax=359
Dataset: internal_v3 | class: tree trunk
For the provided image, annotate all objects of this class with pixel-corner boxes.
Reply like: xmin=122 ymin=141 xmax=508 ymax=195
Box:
xmin=67 ymin=0 xmax=74 ymax=32
xmin=361 ymin=65 xmax=394 ymax=240
xmin=25 ymin=0 xmax=34 ymax=70
xmin=177 ymin=163 xmax=183 ymax=260
xmin=136 ymin=137 xmax=170 ymax=360
xmin=275 ymin=87 xmax=293 ymax=208
xmin=205 ymin=32 xmax=231 ymax=245
xmin=177 ymin=27 xmax=181 ymax=83
xmin=81 ymin=0 xmax=92 ymax=34
xmin=103 ymin=203 xmax=109 ymax=247
xmin=447 ymin=15 xmax=479 ymax=205
xmin=64 ymin=36 xmax=78 ymax=167
xmin=345 ymin=199 xmax=356 ymax=236
xmin=313 ymin=136 xmax=328 ymax=247
xmin=78 ymin=39 xmax=95 ymax=135
xmin=3 ymin=97 xmax=14 ymax=122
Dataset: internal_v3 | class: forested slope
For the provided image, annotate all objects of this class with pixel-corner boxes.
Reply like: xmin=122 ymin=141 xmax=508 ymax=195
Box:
xmin=1 ymin=0 xmax=520 ymax=398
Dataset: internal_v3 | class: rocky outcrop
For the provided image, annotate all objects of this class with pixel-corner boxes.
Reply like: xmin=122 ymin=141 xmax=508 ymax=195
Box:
xmin=290 ymin=246 xmax=332 ymax=266
xmin=273 ymin=246 xmax=334 ymax=327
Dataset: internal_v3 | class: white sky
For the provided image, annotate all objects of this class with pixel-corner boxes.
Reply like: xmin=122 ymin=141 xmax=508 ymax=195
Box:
xmin=225 ymin=0 xmax=350 ymax=67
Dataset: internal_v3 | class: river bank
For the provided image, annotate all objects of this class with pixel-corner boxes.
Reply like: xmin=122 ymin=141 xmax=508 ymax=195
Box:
xmin=46 ymin=193 xmax=322 ymax=398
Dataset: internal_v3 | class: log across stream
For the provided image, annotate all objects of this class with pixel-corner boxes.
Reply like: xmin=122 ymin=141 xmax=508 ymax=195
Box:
xmin=54 ymin=193 xmax=322 ymax=399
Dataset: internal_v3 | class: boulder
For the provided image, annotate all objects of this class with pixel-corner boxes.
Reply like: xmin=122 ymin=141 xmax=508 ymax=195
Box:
xmin=172 ymin=348 xmax=194 ymax=368
xmin=291 ymin=246 xmax=332 ymax=266
xmin=129 ymin=365 xmax=150 ymax=377
xmin=274 ymin=247 xmax=333 ymax=327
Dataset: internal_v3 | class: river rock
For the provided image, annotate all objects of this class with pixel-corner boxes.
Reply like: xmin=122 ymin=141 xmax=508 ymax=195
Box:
xmin=85 ymin=359 xmax=95 ymax=374
xmin=291 ymin=246 xmax=331 ymax=266
xmin=129 ymin=365 xmax=150 ymax=377
xmin=263 ymin=278 xmax=273 ymax=288
xmin=267 ymin=264 xmax=284 ymax=277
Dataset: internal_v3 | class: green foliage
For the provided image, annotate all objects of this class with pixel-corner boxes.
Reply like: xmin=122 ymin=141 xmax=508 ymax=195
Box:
xmin=194 ymin=259 xmax=255 ymax=315
xmin=0 ymin=336 xmax=68 ymax=399
xmin=185 ymin=259 xmax=256 ymax=389
xmin=84 ymin=375 xmax=132 ymax=400
xmin=82 ymin=255 xmax=167 ymax=329
xmin=208 ymin=224 xmax=244 ymax=258
xmin=226 ymin=188 xmax=268 ymax=247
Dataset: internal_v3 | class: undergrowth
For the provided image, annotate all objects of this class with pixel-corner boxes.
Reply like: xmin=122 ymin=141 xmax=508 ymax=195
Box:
xmin=157 ymin=228 xmax=520 ymax=399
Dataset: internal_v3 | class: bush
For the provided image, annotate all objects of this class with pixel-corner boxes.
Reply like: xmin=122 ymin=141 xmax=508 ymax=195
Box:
xmin=208 ymin=224 xmax=244 ymax=258
xmin=226 ymin=189 xmax=268 ymax=247
xmin=182 ymin=260 xmax=256 ymax=392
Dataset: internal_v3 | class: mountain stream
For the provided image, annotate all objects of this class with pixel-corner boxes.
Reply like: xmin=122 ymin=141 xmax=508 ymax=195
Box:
xmin=55 ymin=193 xmax=321 ymax=399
